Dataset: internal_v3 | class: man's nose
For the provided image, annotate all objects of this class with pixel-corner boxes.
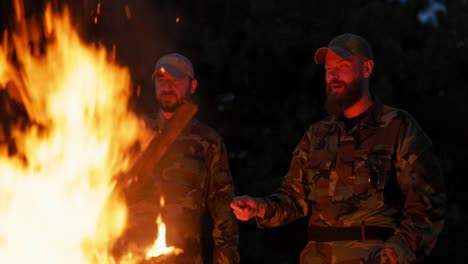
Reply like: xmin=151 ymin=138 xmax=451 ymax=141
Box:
xmin=326 ymin=69 xmax=339 ymax=79
xmin=159 ymin=82 xmax=174 ymax=90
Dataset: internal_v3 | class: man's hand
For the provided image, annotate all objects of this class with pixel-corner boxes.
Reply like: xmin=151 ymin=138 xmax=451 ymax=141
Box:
xmin=384 ymin=248 xmax=398 ymax=264
xmin=360 ymin=247 xmax=398 ymax=264
xmin=229 ymin=195 xmax=266 ymax=221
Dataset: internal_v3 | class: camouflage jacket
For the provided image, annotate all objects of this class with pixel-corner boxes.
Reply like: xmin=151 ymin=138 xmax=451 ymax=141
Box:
xmin=258 ymin=101 xmax=446 ymax=263
xmin=122 ymin=112 xmax=239 ymax=264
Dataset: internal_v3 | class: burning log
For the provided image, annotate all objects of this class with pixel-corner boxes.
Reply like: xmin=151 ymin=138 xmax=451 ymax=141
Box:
xmin=146 ymin=254 xmax=181 ymax=264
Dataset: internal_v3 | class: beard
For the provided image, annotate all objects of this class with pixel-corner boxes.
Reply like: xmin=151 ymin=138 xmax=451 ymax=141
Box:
xmin=157 ymin=91 xmax=186 ymax=112
xmin=325 ymin=77 xmax=365 ymax=117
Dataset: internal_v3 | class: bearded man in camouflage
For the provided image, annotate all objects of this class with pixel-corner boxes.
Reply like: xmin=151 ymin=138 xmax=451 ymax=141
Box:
xmin=117 ymin=53 xmax=239 ymax=264
xmin=230 ymin=34 xmax=446 ymax=264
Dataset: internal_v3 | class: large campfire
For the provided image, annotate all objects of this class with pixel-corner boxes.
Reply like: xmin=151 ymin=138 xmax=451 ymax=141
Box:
xmin=0 ymin=1 xmax=179 ymax=263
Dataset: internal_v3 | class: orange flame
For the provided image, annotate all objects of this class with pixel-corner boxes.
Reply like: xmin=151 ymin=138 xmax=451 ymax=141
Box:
xmin=0 ymin=1 xmax=151 ymax=264
xmin=145 ymin=196 xmax=183 ymax=260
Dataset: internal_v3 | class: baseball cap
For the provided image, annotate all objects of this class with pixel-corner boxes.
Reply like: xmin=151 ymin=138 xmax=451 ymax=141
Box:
xmin=314 ymin=33 xmax=373 ymax=64
xmin=152 ymin=53 xmax=195 ymax=80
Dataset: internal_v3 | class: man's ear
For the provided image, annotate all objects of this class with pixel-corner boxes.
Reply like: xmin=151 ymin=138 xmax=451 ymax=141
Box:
xmin=363 ymin=59 xmax=374 ymax=78
xmin=190 ymin=79 xmax=198 ymax=94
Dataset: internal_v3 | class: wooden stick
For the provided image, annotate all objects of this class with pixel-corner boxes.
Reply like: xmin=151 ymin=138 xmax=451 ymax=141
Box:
xmin=123 ymin=101 xmax=198 ymax=187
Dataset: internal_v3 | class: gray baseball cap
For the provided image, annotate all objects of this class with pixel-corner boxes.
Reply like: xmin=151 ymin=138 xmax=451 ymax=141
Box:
xmin=152 ymin=53 xmax=194 ymax=80
xmin=314 ymin=33 xmax=373 ymax=64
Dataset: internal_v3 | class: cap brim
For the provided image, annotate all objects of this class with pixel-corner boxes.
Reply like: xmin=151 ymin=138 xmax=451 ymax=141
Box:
xmin=152 ymin=64 xmax=186 ymax=80
xmin=314 ymin=46 xmax=355 ymax=64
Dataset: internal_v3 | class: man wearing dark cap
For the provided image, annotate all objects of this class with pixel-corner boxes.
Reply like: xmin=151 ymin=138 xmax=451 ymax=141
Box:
xmin=230 ymin=34 xmax=446 ymax=263
xmin=119 ymin=53 xmax=240 ymax=264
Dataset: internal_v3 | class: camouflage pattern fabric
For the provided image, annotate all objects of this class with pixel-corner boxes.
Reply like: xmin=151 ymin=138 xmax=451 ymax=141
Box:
xmin=299 ymin=240 xmax=396 ymax=264
xmin=117 ymin=112 xmax=240 ymax=264
xmin=257 ymin=100 xmax=446 ymax=264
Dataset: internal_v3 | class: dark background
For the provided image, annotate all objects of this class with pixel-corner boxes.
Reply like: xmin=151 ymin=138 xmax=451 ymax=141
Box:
xmin=1 ymin=0 xmax=467 ymax=263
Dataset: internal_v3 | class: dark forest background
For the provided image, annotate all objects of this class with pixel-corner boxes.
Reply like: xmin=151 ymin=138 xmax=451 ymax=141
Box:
xmin=1 ymin=0 xmax=467 ymax=263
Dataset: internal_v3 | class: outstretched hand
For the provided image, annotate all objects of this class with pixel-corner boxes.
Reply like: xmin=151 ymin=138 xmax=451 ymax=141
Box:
xmin=360 ymin=247 xmax=398 ymax=264
xmin=229 ymin=195 xmax=265 ymax=221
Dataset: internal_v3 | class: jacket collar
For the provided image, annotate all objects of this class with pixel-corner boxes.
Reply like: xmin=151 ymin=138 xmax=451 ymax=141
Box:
xmin=361 ymin=97 xmax=384 ymax=129
xmin=328 ymin=96 xmax=384 ymax=131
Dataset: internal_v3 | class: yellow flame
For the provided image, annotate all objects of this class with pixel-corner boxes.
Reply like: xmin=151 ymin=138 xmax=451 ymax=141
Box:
xmin=145 ymin=215 xmax=183 ymax=260
xmin=0 ymin=3 xmax=151 ymax=264
xmin=145 ymin=196 xmax=183 ymax=260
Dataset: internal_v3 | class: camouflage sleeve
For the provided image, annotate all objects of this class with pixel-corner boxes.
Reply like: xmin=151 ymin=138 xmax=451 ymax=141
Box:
xmin=207 ymin=139 xmax=240 ymax=264
xmin=257 ymin=128 xmax=311 ymax=228
xmin=384 ymin=117 xmax=446 ymax=263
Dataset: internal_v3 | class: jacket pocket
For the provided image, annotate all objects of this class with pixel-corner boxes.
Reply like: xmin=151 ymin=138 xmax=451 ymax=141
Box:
xmin=353 ymin=149 xmax=372 ymax=194
xmin=306 ymin=150 xmax=332 ymax=200
xmin=367 ymin=151 xmax=392 ymax=191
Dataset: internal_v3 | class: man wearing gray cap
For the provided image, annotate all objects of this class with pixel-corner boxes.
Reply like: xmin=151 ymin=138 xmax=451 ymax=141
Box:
xmin=230 ymin=34 xmax=446 ymax=263
xmin=119 ymin=53 xmax=240 ymax=264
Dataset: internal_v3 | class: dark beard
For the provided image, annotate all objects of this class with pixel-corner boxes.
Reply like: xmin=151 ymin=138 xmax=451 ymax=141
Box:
xmin=157 ymin=91 xmax=183 ymax=112
xmin=325 ymin=78 xmax=364 ymax=117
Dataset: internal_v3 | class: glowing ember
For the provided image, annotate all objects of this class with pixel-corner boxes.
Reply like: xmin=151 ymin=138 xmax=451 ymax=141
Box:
xmin=146 ymin=197 xmax=183 ymax=260
xmin=124 ymin=5 xmax=132 ymax=19
xmin=97 ymin=2 xmax=102 ymax=15
xmin=0 ymin=1 xmax=150 ymax=264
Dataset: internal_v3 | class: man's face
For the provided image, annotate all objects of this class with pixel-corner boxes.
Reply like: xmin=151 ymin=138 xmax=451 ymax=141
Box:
xmin=154 ymin=73 xmax=193 ymax=112
xmin=324 ymin=51 xmax=367 ymax=116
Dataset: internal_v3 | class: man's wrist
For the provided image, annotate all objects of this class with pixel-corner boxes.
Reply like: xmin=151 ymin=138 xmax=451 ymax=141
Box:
xmin=254 ymin=198 xmax=267 ymax=218
xmin=384 ymin=234 xmax=416 ymax=264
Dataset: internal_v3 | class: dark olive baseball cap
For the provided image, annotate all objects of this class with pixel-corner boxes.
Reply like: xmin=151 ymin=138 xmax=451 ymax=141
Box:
xmin=314 ymin=33 xmax=373 ymax=64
